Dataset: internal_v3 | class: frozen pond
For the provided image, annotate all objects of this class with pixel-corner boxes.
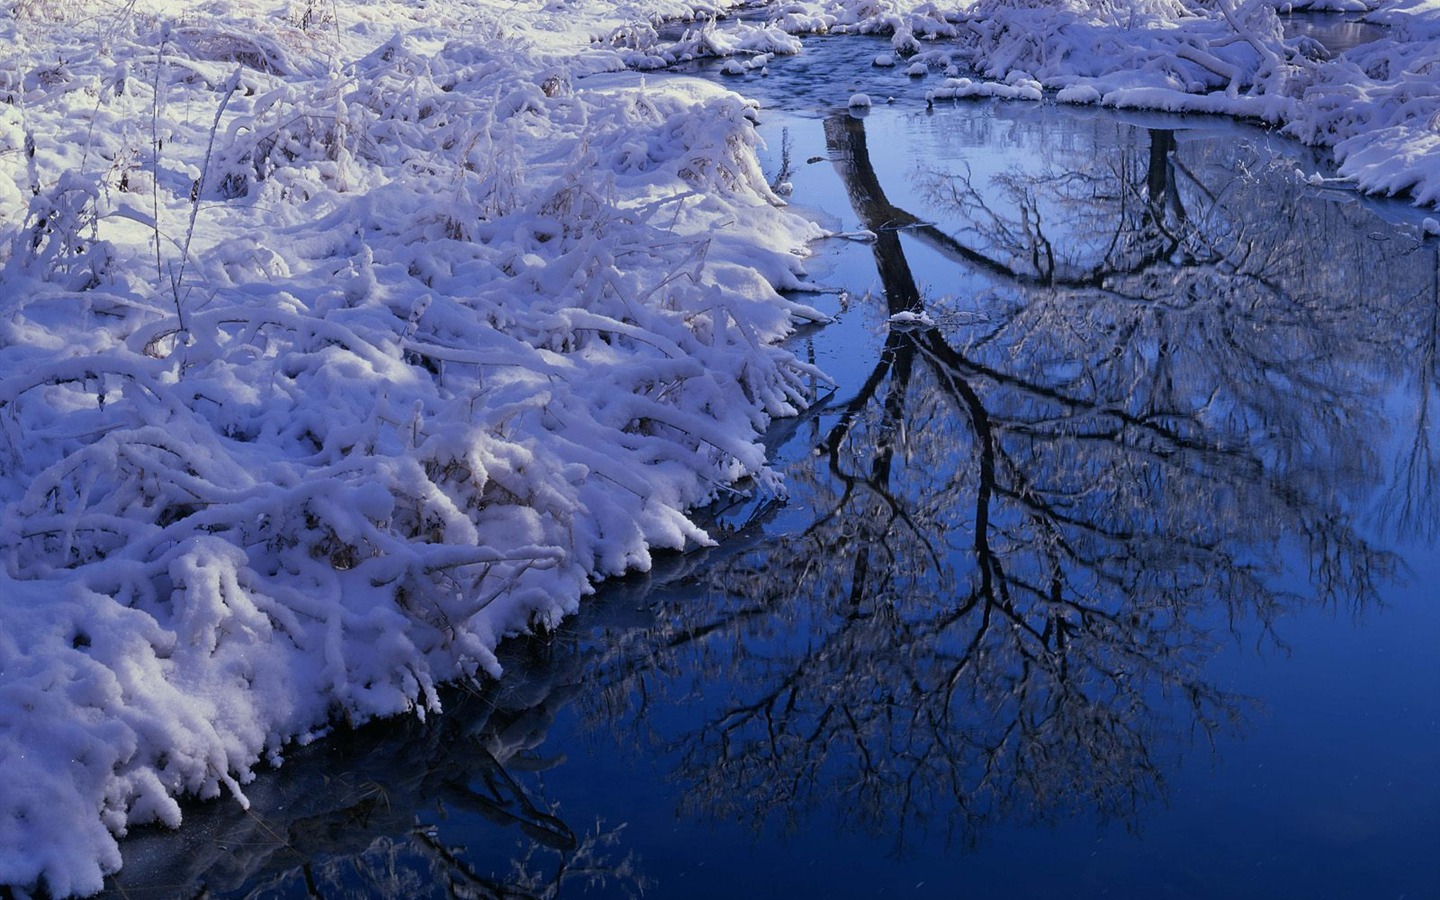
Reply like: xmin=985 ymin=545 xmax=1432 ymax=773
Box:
xmin=101 ymin=34 xmax=1440 ymax=900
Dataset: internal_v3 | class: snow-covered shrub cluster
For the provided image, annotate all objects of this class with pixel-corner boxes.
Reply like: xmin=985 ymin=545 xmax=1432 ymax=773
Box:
xmin=1292 ymin=0 xmax=1440 ymax=203
xmin=0 ymin=2 xmax=823 ymax=894
xmin=603 ymin=14 xmax=804 ymax=69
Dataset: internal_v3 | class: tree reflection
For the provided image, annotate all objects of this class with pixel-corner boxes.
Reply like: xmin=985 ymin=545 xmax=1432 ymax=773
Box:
xmin=572 ymin=108 xmax=1435 ymax=851
xmin=1381 ymin=241 xmax=1440 ymax=541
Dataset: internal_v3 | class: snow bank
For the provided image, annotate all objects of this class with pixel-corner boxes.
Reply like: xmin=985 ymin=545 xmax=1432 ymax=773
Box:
xmin=762 ymin=0 xmax=1440 ymax=207
xmin=1298 ymin=0 xmax=1440 ymax=204
xmin=0 ymin=1 xmax=822 ymax=894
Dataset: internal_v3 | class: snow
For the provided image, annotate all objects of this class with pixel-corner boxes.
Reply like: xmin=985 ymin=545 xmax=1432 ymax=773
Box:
xmin=928 ymin=75 xmax=1045 ymax=102
xmin=0 ymin=0 xmax=827 ymax=894
xmin=887 ymin=310 xmax=937 ymax=329
xmin=2 ymin=0 xmax=1438 ymax=894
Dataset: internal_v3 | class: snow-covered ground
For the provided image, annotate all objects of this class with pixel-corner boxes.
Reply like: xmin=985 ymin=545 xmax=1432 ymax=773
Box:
xmin=1 ymin=0 xmax=1436 ymax=895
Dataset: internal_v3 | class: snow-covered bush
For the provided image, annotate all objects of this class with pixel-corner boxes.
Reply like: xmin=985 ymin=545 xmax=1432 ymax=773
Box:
xmin=0 ymin=2 xmax=824 ymax=894
xmin=7 ymin=173 xmax=114 ymax=290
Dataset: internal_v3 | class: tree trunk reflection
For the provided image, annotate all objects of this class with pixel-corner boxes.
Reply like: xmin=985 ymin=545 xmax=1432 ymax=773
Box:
xmin=570 ymin=108 xmax=1435 ymax=851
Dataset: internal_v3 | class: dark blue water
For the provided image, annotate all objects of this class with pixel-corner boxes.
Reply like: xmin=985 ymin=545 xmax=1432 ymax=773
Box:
xmin=103 ymin=34 xmax=1440 ymax=900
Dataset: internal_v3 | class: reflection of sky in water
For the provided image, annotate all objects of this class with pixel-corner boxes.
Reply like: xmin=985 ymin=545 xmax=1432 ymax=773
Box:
xmin=104 ymin=55 xmax=1440 ymax=900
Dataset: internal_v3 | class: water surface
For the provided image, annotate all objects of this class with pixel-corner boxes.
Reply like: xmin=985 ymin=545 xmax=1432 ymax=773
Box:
xmin=1281 ymin=10 xmax=1387 ymax=55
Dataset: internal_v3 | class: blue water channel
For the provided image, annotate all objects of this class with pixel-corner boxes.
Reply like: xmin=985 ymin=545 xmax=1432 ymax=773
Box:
xmin=103 ymin=28 xmax=1440 ymax=900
